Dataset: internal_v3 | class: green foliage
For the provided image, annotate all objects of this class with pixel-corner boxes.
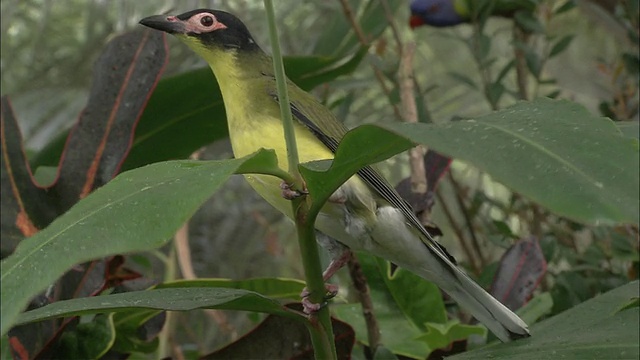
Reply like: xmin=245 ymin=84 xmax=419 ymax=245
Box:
xmin=450 ymin=281 xmax=640 ymax=360
xmin=1 ymin=0 xmax=638 ymax=359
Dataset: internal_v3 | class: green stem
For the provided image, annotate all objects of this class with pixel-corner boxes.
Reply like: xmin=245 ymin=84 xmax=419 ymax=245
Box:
xmin=263 ymin=1 xmax=337 ymax=358
xmin=263 ymin=0 xmax=301 ymax=180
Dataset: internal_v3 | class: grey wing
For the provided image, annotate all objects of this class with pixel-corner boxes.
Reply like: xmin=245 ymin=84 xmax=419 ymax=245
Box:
xmin=281 ymin=96 xmax=457 ymax=265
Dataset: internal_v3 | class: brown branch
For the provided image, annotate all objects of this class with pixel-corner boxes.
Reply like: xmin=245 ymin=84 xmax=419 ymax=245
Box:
xmin=347 ymin=254 xmax=381 ymax=357
xmin=338 ymin=0 xmax=369 ymax=45
xmin=337 ymin=0 xmax=403 ymax=121
xmin=436 ymin=188 xmax=480 ymax=275
xmin=380 ymin=0 xmax=403 ymax=53
xmin=399 ymin=42 xmax=428 ymax=196
xmin=447 ymin=171 xmax=486 ymax=267
xmin=172 ymin=148 xmax=235 ymax=335
xmin=513 ymin=25 xmax=530 ymax=100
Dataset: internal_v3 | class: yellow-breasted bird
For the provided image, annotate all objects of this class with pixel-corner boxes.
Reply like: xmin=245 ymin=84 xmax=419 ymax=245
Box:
xmin=140 ymin=9 xmax=530 ymax=342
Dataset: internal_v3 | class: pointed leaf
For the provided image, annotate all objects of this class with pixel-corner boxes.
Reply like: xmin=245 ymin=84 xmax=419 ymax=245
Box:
xmin=450 ymin=281 xmax=640 ymax=360
xmin=0 ymin=97 xmax=58 ymax=254
xmin=202 ymin=315 xmax=354 ymax=359
xmin=52 ymin=29 xmax=168 ymax=210
xmin=300 ymin=125 xmax=413 ymax=211
xmin=491 ymin=238 xmax=547 ymax=311
xmin=156 ymin=278 xmax=305 ymax=299
xmin=0 ymin=150 xmax=278 ymax=335
xmin=376 ymin=98 xmax=639 ymax=226
xmin=15 ymin=288 xmax=299 ymax=326
xmin=549 ymin=35 xmax=574 ymax=58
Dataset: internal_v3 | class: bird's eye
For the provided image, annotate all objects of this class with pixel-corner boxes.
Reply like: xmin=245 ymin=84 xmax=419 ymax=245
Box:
xmin=201 ymin=15 xmax=214 ymax=27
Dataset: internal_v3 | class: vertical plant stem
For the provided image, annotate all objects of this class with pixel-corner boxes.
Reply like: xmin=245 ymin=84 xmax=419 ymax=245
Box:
xmin=513 ymin=25 xmax=530 ymax=100
xmin=263 ymin=1 xmax=336 ymax=358
xmin=263 ymin=0 xmax=300 ymax=180
xmin=399 ymin=42 xmax=428 ymax=195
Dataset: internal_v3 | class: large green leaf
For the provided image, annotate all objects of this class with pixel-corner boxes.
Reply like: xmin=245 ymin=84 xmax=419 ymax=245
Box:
xmin=372 ymin=98 xmax=638 ymax=225
xmin=14 ymin=288 xmax=301 ymax=326
xmin=450 ymin=281 xmax=639 ymax=360
xmin=155 ymin=278 xmax=305 ymax=299
xmin=0 ymin=150 xmax=279 ymax=335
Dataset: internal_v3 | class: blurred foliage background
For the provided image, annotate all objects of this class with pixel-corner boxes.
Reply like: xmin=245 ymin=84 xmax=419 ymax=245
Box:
xmin=1 ymin=0 xmax=638 ymax=357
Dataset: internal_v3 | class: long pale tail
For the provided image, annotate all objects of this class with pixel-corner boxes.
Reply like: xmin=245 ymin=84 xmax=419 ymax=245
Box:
xmin=442 ymin=265 xmax=530 ymax=342
xmin=369 ymin=206 xmax=530 ymax=342
xmin=401 ymin=254 xmax=530 ymax=342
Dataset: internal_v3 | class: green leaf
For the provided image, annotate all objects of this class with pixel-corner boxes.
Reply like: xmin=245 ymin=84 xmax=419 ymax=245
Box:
xmin=449 ymin=281 xmax=640 ymax=360
xmin=616 ymin=122 xmax=639 ymax=139
xmin=300 ymin=125 xmax=413 ymax=212
xmin=14 ymin=287 xmax=301 ymax=326
xmin=449 ymin=72 xmax=479 ymax=90
xmin=332 ymin=253 xmax=454 ymax=359
xmin=112 ymin=310 xmax=161 ymax=354
xmin=496 ymin=60 xmax=515 ymax=83
xmin=0 ymin=150 xmax=279 ymax=335
xmin=373 ymin=346 xmax=399 ymax=360
xmin=514 ymin=11 xmax=545 ymax=34
xmin=486 ymin=82 xmax=506 ymax=107
xmin=375 ymin=98 xmax=639 ymax=226
xmin=523 ymin=49 xmax=542 ymax=79
xmin=549 ymin=35 xmax=574 ymax=58
xmin=554 ymin=1 xmax=576 ymax=14
xmin=375 ymin=258 xmax=447 ymax=329
xmin=415 ymin=321 xmax=486 ymax=350
xmin=477 ymin=34 xmax=492 ymax=61
xmin=622 ymin=53 xmax=639 ymax=76
xmin=516 ymin=292 xmax=553 ymax=325
xmin=155 ymin=278 xmax=305 ymax=299
xmin=56 ymin=314 xmax=115 ymax=359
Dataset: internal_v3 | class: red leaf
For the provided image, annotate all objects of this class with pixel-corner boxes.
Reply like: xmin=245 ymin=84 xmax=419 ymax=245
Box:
xmin=491 ymin=237 xmax=547 ymax=310
xmin=52 ymin=29 xmax=168 ymax=210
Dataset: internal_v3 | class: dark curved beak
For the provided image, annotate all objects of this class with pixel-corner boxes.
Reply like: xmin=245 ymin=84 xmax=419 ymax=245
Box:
xmin=139 ymin=15 xmax=185 ymax=34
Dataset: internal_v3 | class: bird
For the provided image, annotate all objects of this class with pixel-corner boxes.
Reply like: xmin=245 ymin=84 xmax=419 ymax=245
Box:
xmin=410 ymin=0 xmax=467 ymax=28
xmin=409 ymin=0 xmax=531 ymax=28
xmin=139 ymin=9 xmax=530 ymax=342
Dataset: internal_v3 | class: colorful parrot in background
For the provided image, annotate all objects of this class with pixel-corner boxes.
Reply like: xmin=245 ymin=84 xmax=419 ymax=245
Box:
xmin=409 ymin=0 xmax=536 ymax=28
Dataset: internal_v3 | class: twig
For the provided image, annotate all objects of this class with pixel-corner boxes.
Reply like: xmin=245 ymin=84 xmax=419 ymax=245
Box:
xmin=337 ymin=0 xmax=403 ymax=121
xmin=447 ymin=172 xmax=485 ymax=267
xmin=380 ymin=0 xmax=403 ymax=53
xmin=347 ymin=254 xmax=381 ymax=357
xmin=338 ymin=0 xmax=369 ymax=45
xmin=174 ymin=222 xmax=235 ymax=334
xmin=436 ymin=188 xmax=480 ymax=275
xmin=513 ymin=25 xmax=530 ymax=100
xmin=399 ymin=42 xmax=428 ymax=196
xmin=174 ymin=223 xmax=196 ymax=279
xmin=470 ymin=22 xmax=497 ymax=110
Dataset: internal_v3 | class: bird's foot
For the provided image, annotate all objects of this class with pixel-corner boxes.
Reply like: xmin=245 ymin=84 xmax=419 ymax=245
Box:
xmin=300 ymin=284 xmax=339 ymax=314
xmin=280 ymin=181 xmax=308 ymax=200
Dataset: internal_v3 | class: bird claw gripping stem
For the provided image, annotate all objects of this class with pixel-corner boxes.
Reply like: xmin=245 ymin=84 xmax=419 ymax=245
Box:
xmin=280 ymin=181 xmax=309 ymax=200
xmin=300 ymin=284 xmax=339 ymax=314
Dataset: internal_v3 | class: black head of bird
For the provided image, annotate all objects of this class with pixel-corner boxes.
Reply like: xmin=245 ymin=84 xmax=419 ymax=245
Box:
xmin=140 ymin=9 xmax=260 ymax=52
